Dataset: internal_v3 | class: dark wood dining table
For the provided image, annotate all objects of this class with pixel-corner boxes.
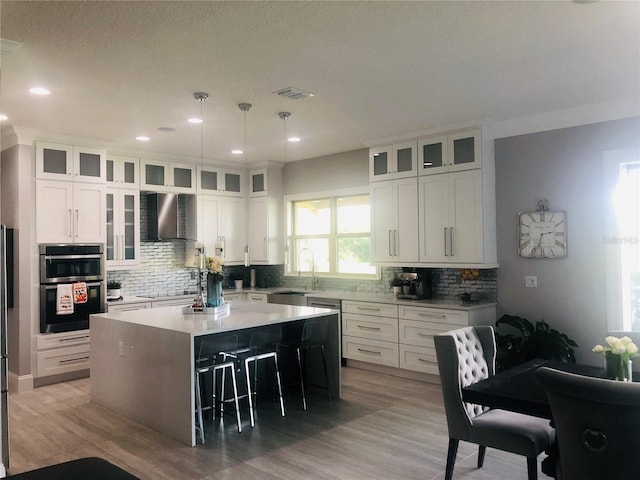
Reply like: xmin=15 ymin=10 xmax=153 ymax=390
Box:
xmin=461 ymin=358 xmax=638 ymax=478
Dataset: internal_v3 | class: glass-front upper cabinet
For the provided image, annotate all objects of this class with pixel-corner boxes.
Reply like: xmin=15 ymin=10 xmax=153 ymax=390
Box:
xmin=106 ymin=189 xmax=140 ymax=269
xmin=418 ymin=129 xmax=482 ymax=176
xmin=106 ymin=155 xmax=139 ymax=188
xmin=36 ymin=141 xmax=106 ymax=183
xmin=369 ymin=141 xmax=417 ymax=182
xmin=197 ymin=166 xmax=244 ymax=196
xmin=249 ymin=168 xmax=267 ymax=196
xmin=140 ymin=160 xmax=196 ymax=193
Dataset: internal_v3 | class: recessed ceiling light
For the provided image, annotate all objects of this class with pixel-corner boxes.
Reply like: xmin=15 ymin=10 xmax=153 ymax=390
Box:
xmin=0 ymin=114 xmax=8 ymax=121
xmin=29 ymin=87 xmax=50 ymax=95
xmin=288 ymin=137 xmax=301 ymax=143
xmin=188 ymin=117 xmax=203 ymax=124
xmin=231 ymin=149 xmax=243 ymax=155
xmin=136 ymin=136 xmax=150 ymax=142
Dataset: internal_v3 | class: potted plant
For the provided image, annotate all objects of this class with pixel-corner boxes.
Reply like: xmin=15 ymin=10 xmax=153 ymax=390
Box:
xmin=494 ymin=314 xmax=578 ymax=372
xmin=107 ymin=281 xmax=122 ymax=298
xmin=230 ymin=272 xmax=244 ymax=290
xmin=390 ymin=276 xmax=403 ymax=298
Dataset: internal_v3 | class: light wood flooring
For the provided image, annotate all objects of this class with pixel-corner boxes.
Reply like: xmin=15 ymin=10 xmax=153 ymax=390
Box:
xmin=7 ymin=367 xmax=545 ymax=479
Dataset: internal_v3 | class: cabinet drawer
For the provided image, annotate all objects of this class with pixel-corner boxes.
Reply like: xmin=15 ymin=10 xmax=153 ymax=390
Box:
xmin=342 ymin=301 xmax=397 ymax=318
xmin=36 ymin=331 xmax=90 ymax=350
xmin=107 ymin=301 xmax=152 ymax=312
xmin=399 ymin=319 xmax=457 ymax=348
xmin=399 ymin=306 xmax=468 ymax=326
xmin=36 ymin=344 xmax=90 ymax=377
xmin=246 ymin=293 xmax=268 ymax=303
xmin=342 ymin=336 xmax=399 ymax=368
xmin=399 ymin=344 xmax=439 ymax=374
xmin=342 ymin=313 xmax=398 ymax=342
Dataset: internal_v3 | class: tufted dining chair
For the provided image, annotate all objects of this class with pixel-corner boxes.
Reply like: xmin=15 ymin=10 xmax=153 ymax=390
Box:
xmin=434 ymin=326 xmax=554 ymax=480
xmin=536 ymin=366 xmax=640 ymax=480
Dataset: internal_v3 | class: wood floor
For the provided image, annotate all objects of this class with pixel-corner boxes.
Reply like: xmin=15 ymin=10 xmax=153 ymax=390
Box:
xmin=7 ymin=367 xmax=544 ymax=479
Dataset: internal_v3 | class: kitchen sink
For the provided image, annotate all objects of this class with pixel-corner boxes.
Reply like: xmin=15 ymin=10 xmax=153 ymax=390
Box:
xmin=268 ymin=291 xmax=312 ymax=306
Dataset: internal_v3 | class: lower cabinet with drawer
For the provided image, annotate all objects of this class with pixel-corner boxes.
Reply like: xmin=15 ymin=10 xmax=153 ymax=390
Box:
xmin=35 ymin=330 xmax=91 ymax=379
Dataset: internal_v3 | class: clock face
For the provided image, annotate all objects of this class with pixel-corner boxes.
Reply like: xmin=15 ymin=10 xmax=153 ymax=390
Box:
xmin=518 ymin=210 xmax=567 ymax=258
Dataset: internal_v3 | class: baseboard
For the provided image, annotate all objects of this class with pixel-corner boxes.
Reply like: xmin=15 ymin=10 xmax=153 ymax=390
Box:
xmin=33 ymin=369 xmax=89 ymax=388
xmin=8 ymin=371 xmax=34 ymax=393
xmin=345 ymin=360 xmax=440 ymax=384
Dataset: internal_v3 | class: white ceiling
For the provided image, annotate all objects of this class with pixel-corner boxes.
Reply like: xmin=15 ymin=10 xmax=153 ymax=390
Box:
xmin=1 ymin=1 xmax=639 ymax=165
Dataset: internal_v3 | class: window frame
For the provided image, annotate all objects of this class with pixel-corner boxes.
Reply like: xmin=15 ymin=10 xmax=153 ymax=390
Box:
xmin=284 ymin=187 xmax=379 ymax=280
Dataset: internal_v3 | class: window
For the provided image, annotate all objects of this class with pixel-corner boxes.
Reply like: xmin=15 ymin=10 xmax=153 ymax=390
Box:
xmin=604 ymin=148 xmax=640 ymax=332
xmin=286 ymin=190 xmax=377 ymax=279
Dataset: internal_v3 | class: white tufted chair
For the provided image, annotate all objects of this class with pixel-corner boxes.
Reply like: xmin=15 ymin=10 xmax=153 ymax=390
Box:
xmin=434 ymin=326 xmax=554 ymax=480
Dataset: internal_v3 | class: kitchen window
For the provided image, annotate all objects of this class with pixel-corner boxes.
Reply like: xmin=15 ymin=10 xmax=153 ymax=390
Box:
xmin=285 ymin=189 xmax=378 ymax=279
xmin=604 ymin=148 xmax=640 ymax=333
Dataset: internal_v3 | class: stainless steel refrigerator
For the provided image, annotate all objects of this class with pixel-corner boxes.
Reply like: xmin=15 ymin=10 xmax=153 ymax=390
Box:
xmin=0 ymin=225 xmax=9 ymax=474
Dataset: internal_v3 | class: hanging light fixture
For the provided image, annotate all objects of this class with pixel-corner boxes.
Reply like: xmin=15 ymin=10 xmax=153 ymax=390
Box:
xmin=239 ymin=102 xmax=252 ymax=267
xmin=279 ymin=112 xmax=291 ymax=266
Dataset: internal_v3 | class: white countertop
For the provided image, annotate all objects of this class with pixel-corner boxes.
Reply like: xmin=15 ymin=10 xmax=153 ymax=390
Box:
xmin=94 ymin=301 xmax=336 ymax=337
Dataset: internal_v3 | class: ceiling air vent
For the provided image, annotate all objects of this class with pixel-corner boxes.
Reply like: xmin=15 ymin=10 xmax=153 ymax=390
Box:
xmin=273 ymin=87 xmax=315 ymax=100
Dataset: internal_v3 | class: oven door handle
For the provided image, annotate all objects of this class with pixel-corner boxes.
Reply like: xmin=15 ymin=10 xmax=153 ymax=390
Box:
xmin=44 ymin=254 xmax=103 ymax=261
xmin=43 ymin=281 xmax=103 ymax=290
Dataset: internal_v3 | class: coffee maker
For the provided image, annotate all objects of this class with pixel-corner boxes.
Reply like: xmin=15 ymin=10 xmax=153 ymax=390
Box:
xmin=396 ymin=270 xmax=432 ymax=300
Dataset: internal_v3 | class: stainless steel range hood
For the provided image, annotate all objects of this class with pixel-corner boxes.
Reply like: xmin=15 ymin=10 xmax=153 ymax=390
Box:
xmin=147 ymin=193 xmax=186 ymax=240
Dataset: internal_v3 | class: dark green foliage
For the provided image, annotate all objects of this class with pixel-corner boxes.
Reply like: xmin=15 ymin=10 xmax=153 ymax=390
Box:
xmin=494 ymin=314 xmax=578 ymax=372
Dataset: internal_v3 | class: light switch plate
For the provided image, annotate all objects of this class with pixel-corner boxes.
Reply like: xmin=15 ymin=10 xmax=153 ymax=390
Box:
xmin=525 ymin=276 xmax=538 ymax=288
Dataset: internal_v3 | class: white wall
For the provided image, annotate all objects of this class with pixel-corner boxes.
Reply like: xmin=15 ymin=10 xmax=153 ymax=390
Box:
xmin=495 ymin=116 xmax=640 ymax=365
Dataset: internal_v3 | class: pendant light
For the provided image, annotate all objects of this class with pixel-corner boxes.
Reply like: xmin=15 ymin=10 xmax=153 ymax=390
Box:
xmin=238 ymin=102 xmax=252 ymax=267
xmin=193 ymin=92 xmax=208 ymax=307
xmin=279 ymin=112 xmax=291 ymax=266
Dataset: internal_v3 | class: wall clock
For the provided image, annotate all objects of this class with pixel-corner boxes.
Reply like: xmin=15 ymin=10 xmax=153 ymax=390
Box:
xmin=518 ymin=209 xmax=567 ymax=258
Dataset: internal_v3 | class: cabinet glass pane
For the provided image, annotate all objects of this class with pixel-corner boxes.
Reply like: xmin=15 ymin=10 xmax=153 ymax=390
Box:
xmin=453 ymin=137 xmax=475 ymax=165
xmin=422 ymin=143 xmax=443 ymax=169
xmin=123 ymin=161 xmax=136 ymax=184
xmin=396 ymin=147 xmax=413 ymax=173
xmin=252 ymin=173 xmax=265 ymax=193
xmin=373 ymin=152 xmax=389 ymax=176
xmin=173 ymin=167 xmax=192 ymax=188
xmin=225 ymin=173 xmax=241 ymax=192
xmin=201 ymin=170 xmax=218 ymax=191
xmin=106 ymin=194 xmax=115 ymax=261
xmin=123 ymin=194 xmax=136 ymax=260
xmin=78 ymin=152 xmax=102 ymax=177
xmin=43 ymin=148 xmax=68 ymax=175
xmin=145 ymin=164 xmax=165 ymax=186
xmin=106 ymin=160 xmax=114 ymax=182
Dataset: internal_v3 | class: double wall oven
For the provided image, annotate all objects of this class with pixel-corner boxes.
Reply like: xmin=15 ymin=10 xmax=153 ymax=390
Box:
xmin=39 ymin=244 xmax=106 ymax=333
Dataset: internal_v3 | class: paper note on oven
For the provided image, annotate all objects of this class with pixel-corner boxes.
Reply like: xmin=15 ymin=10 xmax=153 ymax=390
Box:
xmin=72 ymin=282 xmax=88 ymax=304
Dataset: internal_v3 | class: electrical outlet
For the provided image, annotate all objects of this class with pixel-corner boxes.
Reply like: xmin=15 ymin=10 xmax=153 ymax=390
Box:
xmin=190 ymin=271 xmax=196 ymax=280
xmin=118 ymin=341 xmax=124 ymax=356
xmin=525 ymin=276 xmax=538 ymax=288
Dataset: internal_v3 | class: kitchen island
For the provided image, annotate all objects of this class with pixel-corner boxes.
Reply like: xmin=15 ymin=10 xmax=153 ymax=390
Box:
xmin=90 ymin=301 xmax=340 ymax=446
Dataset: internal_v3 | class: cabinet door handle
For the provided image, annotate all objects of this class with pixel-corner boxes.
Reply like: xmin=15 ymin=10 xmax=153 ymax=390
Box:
xmin=357 ymin=348 xmax=382 ymax=356
xmin=444 ymin=228 xmax=448 ymax=256
xmin=418 ymin=358 xmax=431 ymax=363
xmin=416 ymin=312 xmax=447 ymax=319
xmin=356 ymin=325 xmax=381 ymax=331
xmin=355 ymin=307 xmax=381 ymax=313
xmin=59 ymin=356 xmax=90 ymax=364
xmin=222 ymin=236 xmax=226 ymax=258
xmin=120 ymin=234 xmax=125 ymax=260
xmin=388 ymin=230 xmax=393 ymax=257
xmin=417 ymin=332 xmax=431 ymax=337
xmin=75 ymin=209 xmax=79 ymax=237
xmin=450 ymin=227 xmax=454 ymax=257
xmin=68 ymin=209 xmax=73 ymax=238
xmin=394 ymin=229 xmax=399 ymax=256
xmin=59 ymin=335 xmax=90 ymax=342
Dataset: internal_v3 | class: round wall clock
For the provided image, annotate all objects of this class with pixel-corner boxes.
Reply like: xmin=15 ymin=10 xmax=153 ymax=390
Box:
xmin=518 ymin=210 xmax=567 ymax=258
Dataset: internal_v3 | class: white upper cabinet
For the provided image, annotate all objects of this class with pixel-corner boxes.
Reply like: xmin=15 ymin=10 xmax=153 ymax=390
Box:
xmin=106 ymin=188 xmax=140 ymax=269
xmin=36 ymin=141 xmax=106 ymax=184
xmin=249 ymin=168 xmax=268 ymax=197
xmin=197 ymin=165 xmax=244 ymax=196
xmin=140 ymin=159 xmax=196 ymax=193
xmin=107 ymin=155 xmax=139 ymax=188
xmin=369 ymin=141 xmax=417 ymax=182
xmin=247 ymin=163 xmax=283 ymax=264
xmin=418 ymin=129 xmax=482 ymax=176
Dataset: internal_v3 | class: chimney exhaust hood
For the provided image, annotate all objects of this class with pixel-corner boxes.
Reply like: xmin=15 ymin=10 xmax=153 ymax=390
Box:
xmin=147 ymin=193 xmax=188 ymax=241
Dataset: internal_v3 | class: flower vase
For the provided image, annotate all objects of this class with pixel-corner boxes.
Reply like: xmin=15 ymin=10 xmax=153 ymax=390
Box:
xmin=206 ymin=273 xmax=223 ymax=308
xmin=604 ymin=353 xmax=632 ymax=382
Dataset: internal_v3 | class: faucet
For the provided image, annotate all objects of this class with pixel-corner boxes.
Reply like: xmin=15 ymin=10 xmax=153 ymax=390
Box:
xmin=297 ymin=247 xmax=318 ymax=291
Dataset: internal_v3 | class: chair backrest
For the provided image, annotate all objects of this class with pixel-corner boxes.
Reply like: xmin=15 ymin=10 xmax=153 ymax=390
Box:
xmin=434 ymin=326 xmax=496 ymax=440
xmin=196 ymin=334 xmax=238 ymax=365
xmin=536 ymin=366 xmax=640 ymax=479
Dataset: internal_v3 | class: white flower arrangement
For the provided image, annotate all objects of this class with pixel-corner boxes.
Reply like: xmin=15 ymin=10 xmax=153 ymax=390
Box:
xmin=206 ymin=256 xmax=224 ymax=280
xmin=593 ymin=335 xmax=638 ymax=381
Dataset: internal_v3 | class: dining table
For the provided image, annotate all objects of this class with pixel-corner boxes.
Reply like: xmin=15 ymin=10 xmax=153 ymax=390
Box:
xmin=461 ymin=358 xmax=639 ymax=478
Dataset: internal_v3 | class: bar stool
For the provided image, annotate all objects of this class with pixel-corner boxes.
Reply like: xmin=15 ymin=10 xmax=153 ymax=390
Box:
xmin=194 ymin=336 xmax=242 ymax=443
xmin=281 ymin=319 xmax=332 ymax=410
xmin=242 ymin=326 xmax=285 ymax=427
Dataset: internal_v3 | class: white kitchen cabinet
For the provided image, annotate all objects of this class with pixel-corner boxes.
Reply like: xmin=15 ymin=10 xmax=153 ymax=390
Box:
xmin=106 ymin=188 xmax=140 ymax=268
xmin=249 ymin=168 xmax=268 ymax=197
xmin=197 ymin=195 xmax=246 ymax=265
xmin=36 ymin=179 xmax=106 ymax=244
xmin=107 ymin=155 xmax=139 ymax=187
xmin=151 ymin=298 xmax=194 ymax=308
xmin=107 ymin=301 xmax=152 ymax=312
xmin=418 ymin=129 xmax=482 ymax=176
xmin=247 ymin=162 xmax=283 ymax=264
xmin=36 ymin=141 xmax=107 ymax=184
xmin=369 ymin=140 xmax=417 ymax=182
xmin=245 ymin=292 xmax=268 ymax=303
xmin=371 ymin=177 xmax=419 ymax=264
xmin=197 ymin=165 xmax=244 ymax=196
xmin=35 ymin=330 xmax=90 ymax=378
xmin=140 ymin=159 xmax=196 ymax=193
xmin=419 ymin=168 xmax=496 ymax=265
